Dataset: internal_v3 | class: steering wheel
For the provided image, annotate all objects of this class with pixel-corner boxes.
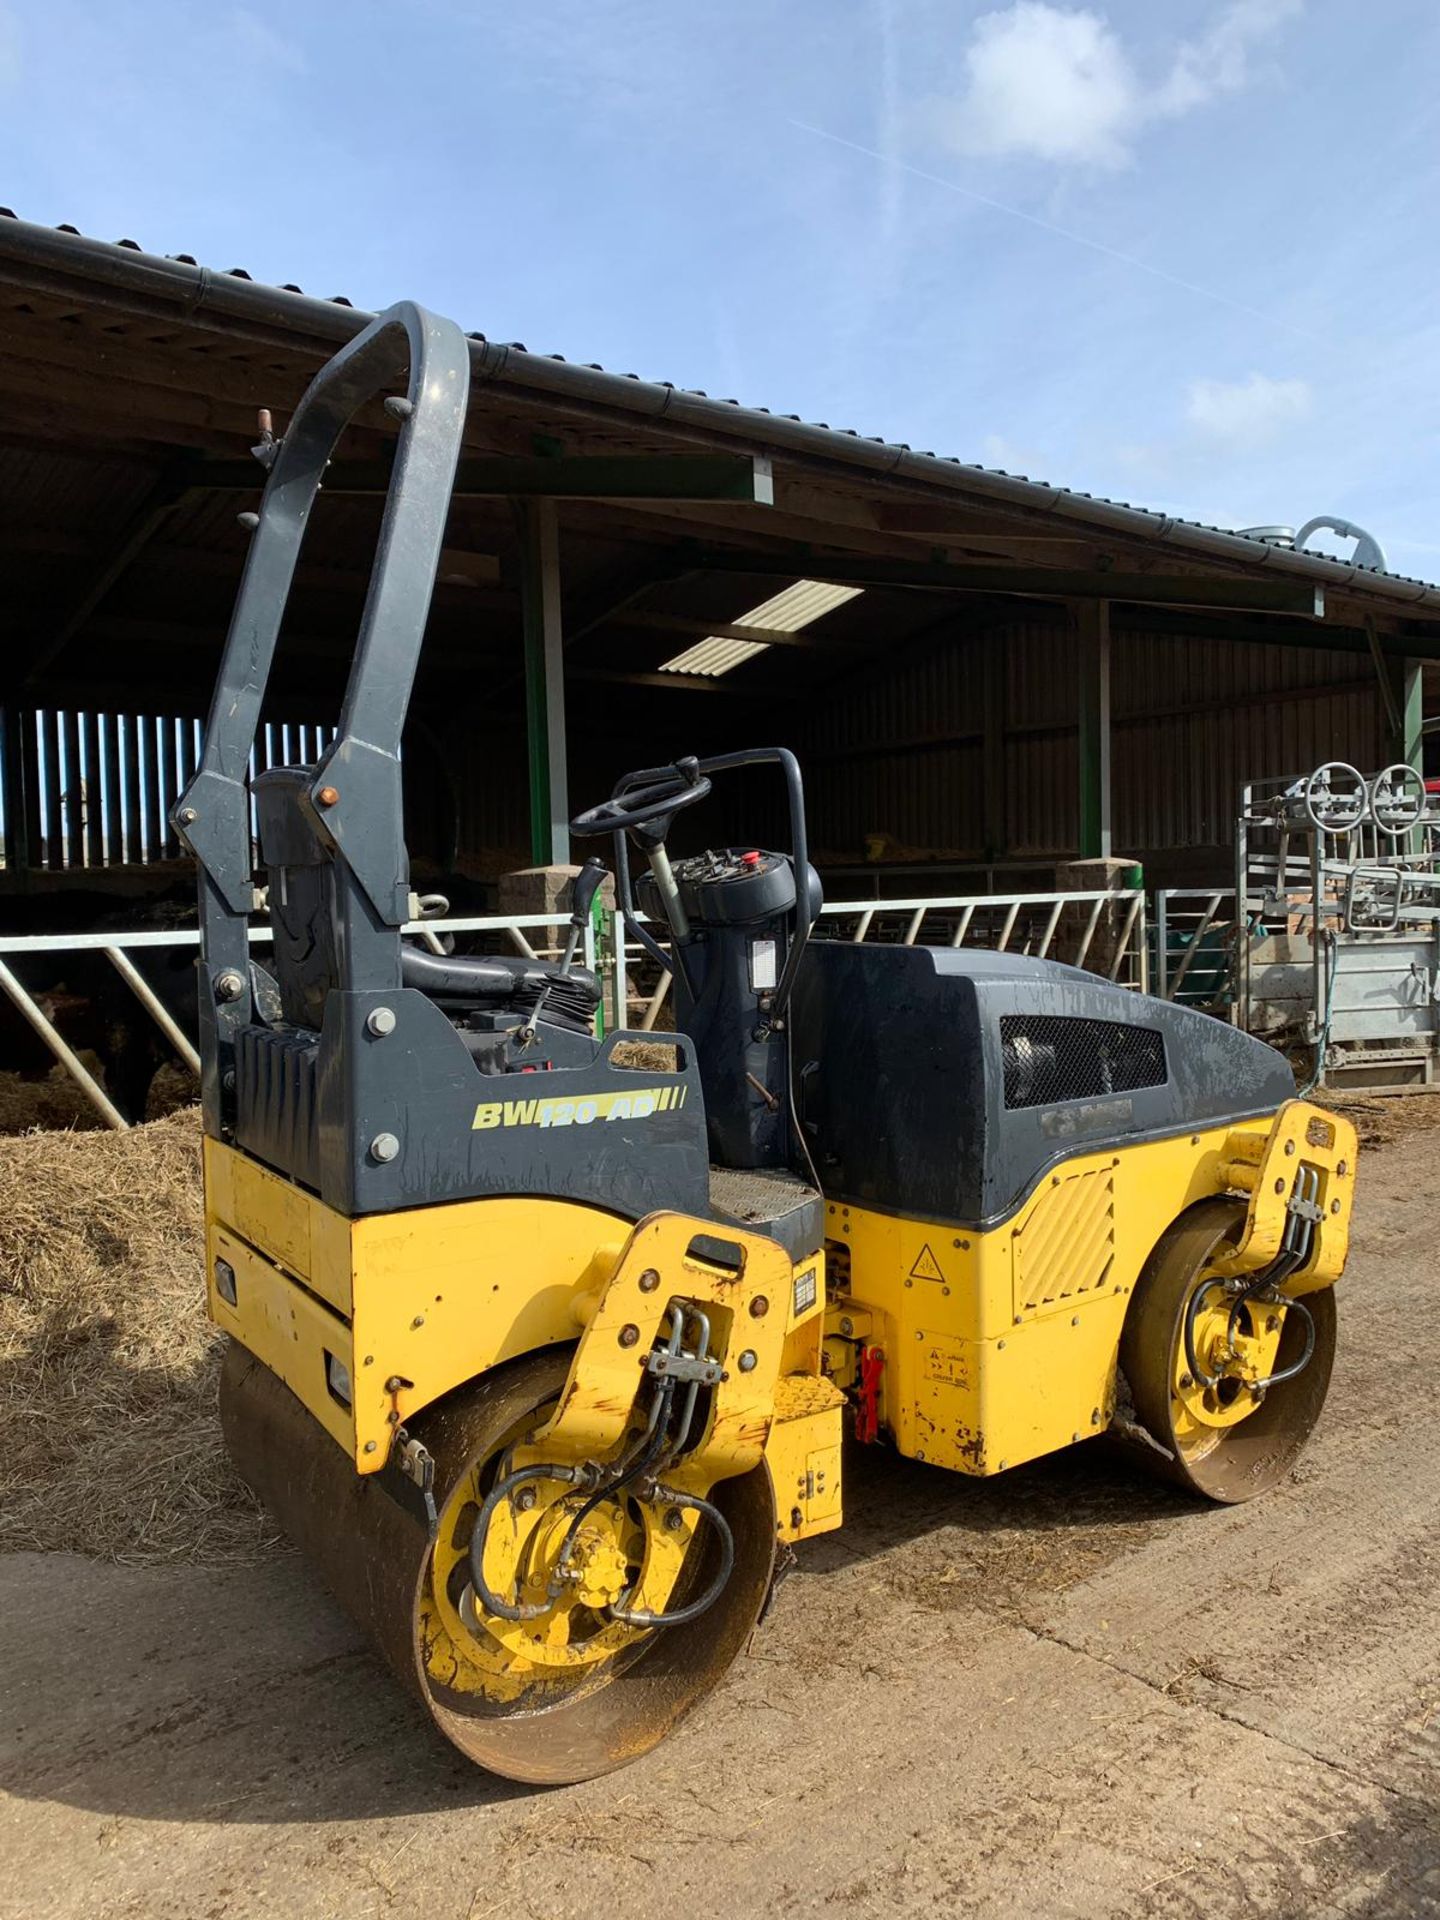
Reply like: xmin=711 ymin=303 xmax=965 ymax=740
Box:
xmin=570 ymin=759 xmax=712 ymax=839
xmin=1303 ymin=761 xmax=1369 ymax=836
xmin=1368 ymin=762 xmax=1427 ymax=837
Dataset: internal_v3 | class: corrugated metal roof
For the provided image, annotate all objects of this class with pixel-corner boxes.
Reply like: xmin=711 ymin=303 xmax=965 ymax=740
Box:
xmin=2 ymin=207 xmax=1437 ymax=613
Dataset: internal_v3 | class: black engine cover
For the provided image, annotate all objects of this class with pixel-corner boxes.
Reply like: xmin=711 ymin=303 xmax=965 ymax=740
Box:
xmin=790 ymin=942 xmax=1294 ymax=1230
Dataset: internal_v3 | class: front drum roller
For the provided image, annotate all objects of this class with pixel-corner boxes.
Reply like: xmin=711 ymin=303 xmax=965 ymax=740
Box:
xmin=1119 ymin=1198 xmax=1338 ymax=1503
xmin=220 ymin=1341 xmax=776 ymax=1784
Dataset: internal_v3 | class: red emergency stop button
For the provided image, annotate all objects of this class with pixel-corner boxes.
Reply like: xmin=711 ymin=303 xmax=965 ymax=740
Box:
xmin=741 ymin=850 xmax=761 ymax=867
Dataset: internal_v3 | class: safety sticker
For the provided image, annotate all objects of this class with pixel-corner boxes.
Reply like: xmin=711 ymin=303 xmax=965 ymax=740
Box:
xmin=909 ymin=1243 xmax=947 ymax=1284
xmin=924 ymin=1340 xmax=969 ymax=1387
xmin=472 ymin=1084 xmax=686 ymax=1131
xmin=793 ymin=1265 xmax=818 ymax=1317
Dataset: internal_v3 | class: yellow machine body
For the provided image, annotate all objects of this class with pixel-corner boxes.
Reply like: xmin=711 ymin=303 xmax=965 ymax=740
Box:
xmin=206 ymin=1094 xmax=1353 ymax=1531
xmin=203 ymin=1137 xmax=841 ymax=1545
xmin=822 ymin=1099 xmax=1354 ymax=1478
xmin=178 ymin=302 xmax=1363 ymax=1782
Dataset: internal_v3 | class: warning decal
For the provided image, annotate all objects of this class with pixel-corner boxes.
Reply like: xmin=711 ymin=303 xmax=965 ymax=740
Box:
xmin=909 ymin=1243 xmax=947 ymax=1284
xmin=924 ymin=1340 xmax=969 ymax=1387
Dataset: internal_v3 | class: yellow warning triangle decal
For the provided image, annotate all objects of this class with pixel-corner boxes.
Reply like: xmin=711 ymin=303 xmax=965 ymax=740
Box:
xmin=909 ymin=1243 xmax=946 ymax=1283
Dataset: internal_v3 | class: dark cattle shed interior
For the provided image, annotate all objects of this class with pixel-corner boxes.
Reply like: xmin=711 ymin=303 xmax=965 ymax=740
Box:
xmin=3 ymin=209 xmax=1439 ymax=913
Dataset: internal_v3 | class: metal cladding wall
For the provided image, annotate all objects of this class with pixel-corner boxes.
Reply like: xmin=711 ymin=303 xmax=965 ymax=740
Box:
xmin=1002 ymin=620 xmax=1077 ymax=856
xmin=431 ymin=615 xmax=1384 ymax=887
xmin=797 ymin=614 xmax=1385 ymax=875
xmin=435 ymin=695 xmax=801 ymax=882
xmin=801 ymin=629 xmax=987 ymax=862
xmin=1112 ymin=625 xmax=1383 ymax=864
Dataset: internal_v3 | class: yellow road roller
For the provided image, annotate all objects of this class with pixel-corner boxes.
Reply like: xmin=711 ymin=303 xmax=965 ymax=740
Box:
xmin=175 ymin=303 xmax=1356 ymax=1784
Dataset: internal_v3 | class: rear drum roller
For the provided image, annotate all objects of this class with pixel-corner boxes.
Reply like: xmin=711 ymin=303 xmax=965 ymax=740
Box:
xmin=220 ymin=1342 xmax=776 ymax=1784
xmin=1119 ymin=1198 xmax=1338 ymax=1503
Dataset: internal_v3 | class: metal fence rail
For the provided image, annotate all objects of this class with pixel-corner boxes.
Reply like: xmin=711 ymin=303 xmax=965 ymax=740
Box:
xmin=0 ymin=912 xmax=586 ymax=1130
xmin=609 ymin=889 xmax=1149 ymax=1032
xmin=1234 ymin=767 xmax=1440 ymax=1084
xmin=0 ymin=888 xmax=1156 ymax=1127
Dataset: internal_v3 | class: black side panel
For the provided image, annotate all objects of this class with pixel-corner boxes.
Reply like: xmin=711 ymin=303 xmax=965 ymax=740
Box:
xmin=255 ymin=767 xmax=359 ymax=1032
xmin=672 ymin=932 xmax=791 ymax=1170
xmin=791 ymin=943 xmax=1294 ymax=1229
xmin=234 ymin=1026 xmax=322 ymax=1192
xmin=231 ymin=987 xmax=713 ymax=1224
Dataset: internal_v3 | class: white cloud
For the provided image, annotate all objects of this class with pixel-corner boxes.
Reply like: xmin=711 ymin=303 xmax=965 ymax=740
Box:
xmin=1185 ymin=371 xmax=1313 ymax=451
xmin=947 ymin=4 xmax=1137 ymax=168
xmin=1155 ymin=0 xmax=1303 ymax=118
xmin=937 ymin=0 xmax=1302 ymax=169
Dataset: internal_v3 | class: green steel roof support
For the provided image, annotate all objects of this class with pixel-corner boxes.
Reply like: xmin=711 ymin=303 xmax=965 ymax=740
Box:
xmin=1077 ymin=600 xmax=1112 ymax=859
xmin=519 ymin=498 xmax=570 ymax=867
xmin=1387 ymin=656 xmax=1424 ymax=771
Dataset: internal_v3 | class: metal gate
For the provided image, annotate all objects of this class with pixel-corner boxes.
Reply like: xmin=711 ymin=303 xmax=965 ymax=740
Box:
xmin=1236 ymin=762 xmax=1440 ymax=1089
xmin=610 ymin=887 xmax=1149 ymax=1032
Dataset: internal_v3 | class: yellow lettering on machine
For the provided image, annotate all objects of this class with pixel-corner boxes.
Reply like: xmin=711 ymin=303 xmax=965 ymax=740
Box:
xmin=472 ymin=1084 xmax=687 ymax=1131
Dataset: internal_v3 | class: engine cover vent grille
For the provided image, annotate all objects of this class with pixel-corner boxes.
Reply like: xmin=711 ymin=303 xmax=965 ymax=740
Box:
xmin=1013 ymin=1166 xmax=1116 ymax=1316
xmin=1000 ymin=1014 xmax=1166 ymax=1111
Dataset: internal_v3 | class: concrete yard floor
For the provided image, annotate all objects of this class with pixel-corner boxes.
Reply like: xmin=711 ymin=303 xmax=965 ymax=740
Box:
xmin=2 ymin=1133 xmax=1437 ymax=1920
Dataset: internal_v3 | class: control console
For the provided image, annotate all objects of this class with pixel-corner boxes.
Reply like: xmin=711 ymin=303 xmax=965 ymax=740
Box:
xmin=639 ymin=847 xmax=795 ymax=928
xmin=570 ymin=750 xmax=819 ymax=1178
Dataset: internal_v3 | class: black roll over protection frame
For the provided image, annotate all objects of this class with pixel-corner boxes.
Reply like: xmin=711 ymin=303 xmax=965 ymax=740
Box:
xmin=169 ymin=303 xmax=471 ymax=1126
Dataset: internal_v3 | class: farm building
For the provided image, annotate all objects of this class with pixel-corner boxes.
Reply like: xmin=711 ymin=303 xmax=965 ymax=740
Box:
xmin=2 ymin=224 xmax=1439 ymax=1920
xmin=2 ymin=209 xmax=1439 ymax=924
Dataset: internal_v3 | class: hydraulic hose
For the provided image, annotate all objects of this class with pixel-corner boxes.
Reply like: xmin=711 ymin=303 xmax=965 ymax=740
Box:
xmin=465 ymin=1301 xmax=732 ymax=1632
xmin=1232 ymin=1287 xmax=1316 ymax=1389
xmin=466 ymin=1461 xmax=588 ymax=1623
xmin=607 ymin=1488 xmax=736 ymax=1629
xmin=1182 ymin=1266 xmax=1316 ymax=1397
xmin=549 ymin=1377 xmax=678 ymax=1590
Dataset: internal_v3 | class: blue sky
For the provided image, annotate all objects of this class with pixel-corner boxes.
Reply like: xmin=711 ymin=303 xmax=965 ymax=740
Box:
xmin=3 ymin=0 xmax=1439 ymax=579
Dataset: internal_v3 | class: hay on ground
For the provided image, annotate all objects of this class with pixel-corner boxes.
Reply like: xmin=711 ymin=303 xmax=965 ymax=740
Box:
xmin=0 ymin=1107 xmax=278 ymax=1566
xmin=1318 ymin=1088 xmax=1440 ymax=1150
xmin=0 ymin=1060 xmax=198 ymax=1135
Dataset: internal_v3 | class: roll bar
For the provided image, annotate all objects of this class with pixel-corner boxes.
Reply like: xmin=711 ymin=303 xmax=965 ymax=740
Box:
xmin=172 ymin=301 xmax=471 ymax=924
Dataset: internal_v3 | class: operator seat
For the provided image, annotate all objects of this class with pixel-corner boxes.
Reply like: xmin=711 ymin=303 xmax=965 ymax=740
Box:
xmin=254 ymin=768 xmax=599 ymax=1033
